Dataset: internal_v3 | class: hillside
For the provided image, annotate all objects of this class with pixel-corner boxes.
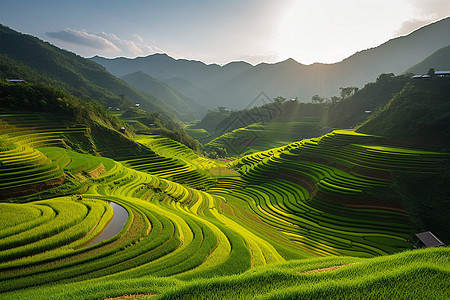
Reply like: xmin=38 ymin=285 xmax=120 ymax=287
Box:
xmin=0 ymin=24 xmax=182 ymax=119
xmin=357 ymin=78 xmax=450 ymax=150
xmin=203 ymin=101 xmax=328 ymax=156
xmin=2 ymin=247 xmax=449 ymax=299
xmin=406 ymin=45 xmax=450 ymax=74
xmin=92 ymin=18 xmax=450 ymax=110
xmin=0 ymin=82 xmax=149 ymax=158
xmin=1 ymin=119 xmax=449 ymax=298
xmin=121 ymin=71 xmax=207 ymax=121
xmin=1 ymin=75 xmax=449 ymax=298
xmin=327 ymin=73 xmax=412 ymax=129
xmin=195 ymin=73 xmax=413 ymax=156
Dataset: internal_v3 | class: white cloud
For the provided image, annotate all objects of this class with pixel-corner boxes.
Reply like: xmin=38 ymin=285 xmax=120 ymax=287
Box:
xmin=131 ymin=33 xmax=144 ymax=43
xmin=394 ymin=0 xmax=450 ymax=35
xmin=46 ymin=28 xmax=163 ymax=58
xmin=394 ymin=19 xmax=435 ymax=36
xmin=46 ymin=28 xmax=120 ymax=51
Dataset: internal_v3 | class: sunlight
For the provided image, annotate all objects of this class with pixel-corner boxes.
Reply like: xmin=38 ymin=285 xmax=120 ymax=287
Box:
xmin=276 ymin=0 xmax=417 ymax=65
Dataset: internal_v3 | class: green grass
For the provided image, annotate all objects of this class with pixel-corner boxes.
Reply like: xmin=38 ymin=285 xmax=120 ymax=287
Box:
xmin=204 ymin=118 xmax=323 ymax=157
xmin=1 ymin=247 xmax=448 ymax=299
xmin=1 ymin=114 xmax=449 ymax=299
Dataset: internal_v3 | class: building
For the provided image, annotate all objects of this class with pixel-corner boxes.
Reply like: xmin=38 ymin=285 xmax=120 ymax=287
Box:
xmin=415 ymin=231 xmax=446 ymax=248
xmin=413 ymin=70 xmax=450 ymax=79
xmin=8 ymin=79 xmax=27 ymax=83
xmin=412 ymin=74 xmax=431 ymax=79
xmin=434 ymin=70 xmax=450 ymax=77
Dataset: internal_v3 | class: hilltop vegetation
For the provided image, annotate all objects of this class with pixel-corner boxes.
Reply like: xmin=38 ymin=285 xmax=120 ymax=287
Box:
xmin=197 ymin=74 xmax=411 ymax=157
xmin=357 ymin=77 xmax=450 ymax=150
xmin=202 ymin=101 xmax=327 ymax=156
xmin=0 ymin=24 xmax=203 ymax=123
xmin=327 ymin=73 xmax=412 ymax=129
xmin=0 ymin=81 xmax=149 ymax=158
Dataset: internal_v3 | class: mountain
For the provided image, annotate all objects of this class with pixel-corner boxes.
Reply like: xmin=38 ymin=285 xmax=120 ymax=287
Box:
xmin=92 ymin=17 xmax=450 ymax=110
xmin=162 ymin=76 xmax=213 ymax=109
xmin=91 ymin=54 xmax=253 ymax=107
xmin=0 ymin=81 xmax=151 ymax=158
xmin=357 ymin=77 xmax=450 ymax=151
xmin=327 ymin=73 xmax=412 ymax=129
xmin=121 ymin=71 xmax=207 ymax=121
xmin=0 ymin=24 xmax=182 ymax=120
xmin=406 ymin=45 xmax=450 ymax=74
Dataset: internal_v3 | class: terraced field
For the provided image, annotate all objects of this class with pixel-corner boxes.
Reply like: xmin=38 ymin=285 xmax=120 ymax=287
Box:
xmin=120 ymin=135 xmax=218 ymax=189
xmin=204 ymin=118 xmax=323 ymax=156
xmin=1 ymin=113 xmax=449 ymax=299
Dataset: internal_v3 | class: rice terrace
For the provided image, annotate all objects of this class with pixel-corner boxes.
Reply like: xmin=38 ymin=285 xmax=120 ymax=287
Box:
xmin=1 ymin=4 xmax=450 ymax=300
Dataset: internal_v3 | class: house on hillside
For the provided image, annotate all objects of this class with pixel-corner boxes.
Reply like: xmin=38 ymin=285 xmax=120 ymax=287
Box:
xmin=8 ymin=79 xmax=27 ymax=83
xmin=435 ymin=70 xmax=450 ymax=77
xmin=412 ymin=74 xmax=431 ymax=79
xmin=415 ymin=231 xmax=446 ymax=248
xmin=413 ymin=70 xmax=450 ymax=79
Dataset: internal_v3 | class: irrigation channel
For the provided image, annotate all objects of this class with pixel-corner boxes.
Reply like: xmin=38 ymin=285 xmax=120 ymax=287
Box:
xmin=82 ymin=202 xmax=128 ymax=248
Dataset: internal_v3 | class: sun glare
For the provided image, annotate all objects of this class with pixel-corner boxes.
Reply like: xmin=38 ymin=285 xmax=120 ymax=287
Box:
xmin=275 ymin=0 xmax=418 ymax=65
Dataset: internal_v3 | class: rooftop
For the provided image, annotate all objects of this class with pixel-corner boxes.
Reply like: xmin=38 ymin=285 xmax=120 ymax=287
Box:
xmin=415 ymin=231 xmax=446 ymax=248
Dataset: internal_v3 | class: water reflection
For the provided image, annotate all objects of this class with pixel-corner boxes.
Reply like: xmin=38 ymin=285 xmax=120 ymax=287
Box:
xmin=82 ymin=202 xmax=128 ymax=248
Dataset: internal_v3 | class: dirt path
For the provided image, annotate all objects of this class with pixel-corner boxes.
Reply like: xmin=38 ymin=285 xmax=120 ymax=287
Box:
xmin=302 ymin=262 xmax=358 ymax=274
xmin=104 ymin=293 xmax=157 ymax=300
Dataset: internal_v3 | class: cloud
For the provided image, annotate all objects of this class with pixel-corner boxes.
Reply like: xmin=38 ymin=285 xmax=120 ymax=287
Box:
xmin=46 ymin=29 xmax=120 ymax=51
xmin=394 ymin=19 xmax=435 ymax=36
xmin=394 ymin=0 xmax=450 ymax=36
xmin=46 ymin=28 xmax=163 ymax=57
xmin=407 ymin=0 xmax=450 ymax=17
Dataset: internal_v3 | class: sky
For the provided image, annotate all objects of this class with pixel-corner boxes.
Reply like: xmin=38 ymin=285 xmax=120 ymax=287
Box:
xmin=0 ymin=0 xmax=449 ymax=65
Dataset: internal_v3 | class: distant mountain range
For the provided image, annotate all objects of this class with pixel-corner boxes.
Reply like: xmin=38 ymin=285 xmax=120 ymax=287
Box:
xmin=0 ymin=24 xmax=193 ymax=121
xmin=407 ymin=45 xmax=450 ymax=74
xmin=1 ymin=18 xmax=449 ymax=121
xmin=121 ymin=71 xmax=207 ymax=120
xmin=92 ymin=17 xmax=450 ymax=110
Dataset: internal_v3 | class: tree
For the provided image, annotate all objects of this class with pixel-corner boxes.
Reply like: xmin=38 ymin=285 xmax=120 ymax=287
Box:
xmin=216 ymin=147 xmax=228 ymax=158
xmin=339 ymin=86 xmax=359 ymax=100
xmin=330 ymin=96 xmax=340 ymax=104
xmin=273 ymin=96 xmax=286 ymax=104
xmin=376 ymin=73 xmax=395 ymax=82
xmin=311 ymin=94 xmax=326 ymax=104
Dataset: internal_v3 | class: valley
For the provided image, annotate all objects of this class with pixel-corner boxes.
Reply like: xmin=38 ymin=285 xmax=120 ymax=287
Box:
xmin=1 ymin=18 xmax=450 ymax=299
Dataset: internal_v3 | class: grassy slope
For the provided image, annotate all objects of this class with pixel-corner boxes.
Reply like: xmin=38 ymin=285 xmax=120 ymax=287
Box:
xmin=0 ymin=24 xmax=187 ymax=121
xmin=2 ymin=247 xmax=448 ymax=299
xmin=356 ymin=79 xmax=450 ymax=241
xmin=203 ymin=102 xmax=327 ymax=157
xmin=1 ymin=81 xmax=450 ymax=299
xmin=205 ymin=118 xmax=323 ymax=157
xmin=1 ymin=123 xmax=449 ymax=299
xmin=0 ymin=82 xmax=150 ymax=158
xmin=357 ymin=78 xmax=450 ymax=151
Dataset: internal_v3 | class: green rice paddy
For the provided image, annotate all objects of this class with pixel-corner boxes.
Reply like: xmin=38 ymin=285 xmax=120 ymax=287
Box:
xmin=1 ymin=112 xmax=449 ymax=299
